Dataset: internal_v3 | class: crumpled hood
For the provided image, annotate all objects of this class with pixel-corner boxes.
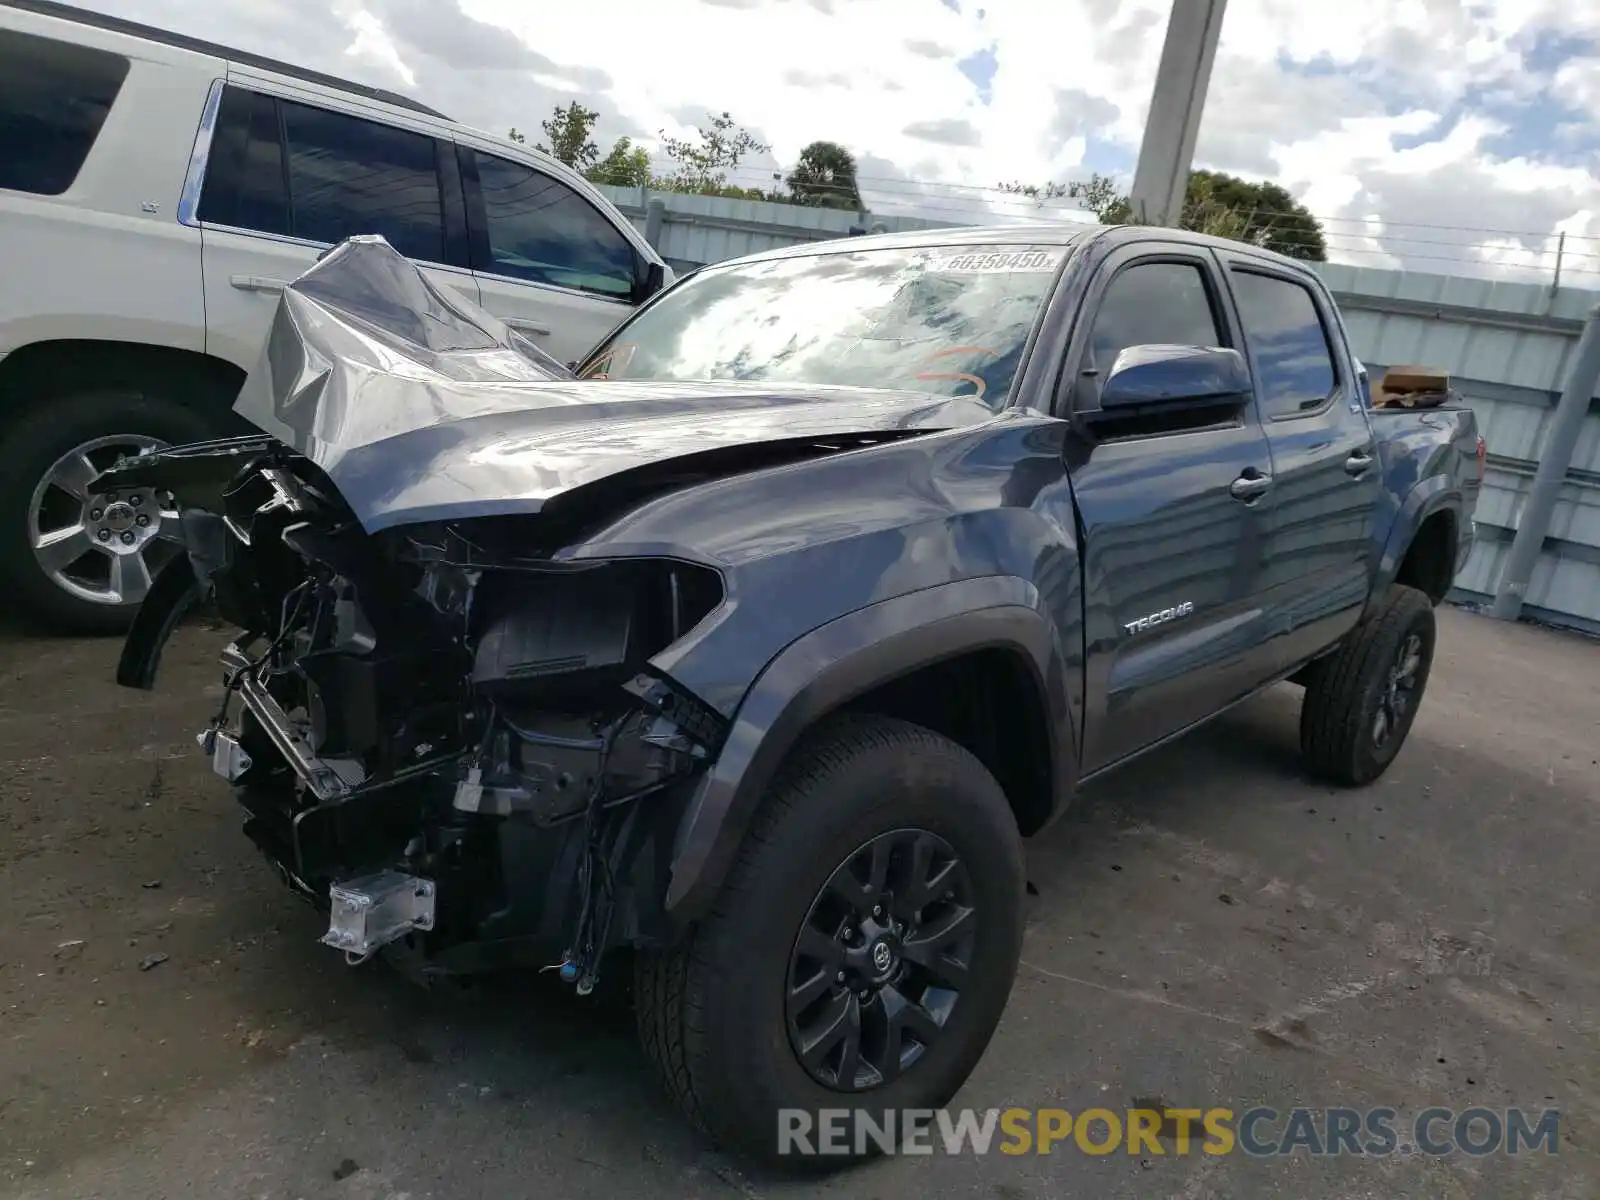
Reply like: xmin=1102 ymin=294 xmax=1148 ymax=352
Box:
xmin=230 ymin=236 xmax=988 ymax=533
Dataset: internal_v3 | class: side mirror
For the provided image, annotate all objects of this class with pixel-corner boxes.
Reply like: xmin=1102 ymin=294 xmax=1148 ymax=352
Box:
xmin=1095 ymin=344 xmax=1252 ymax=411
xmin=634 ymin=259 xmax=666 ymax=305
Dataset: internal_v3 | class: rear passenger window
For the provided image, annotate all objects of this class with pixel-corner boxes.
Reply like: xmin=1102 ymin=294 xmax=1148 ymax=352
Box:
xmin=198 ymin=86 xmax=288 ymax=235
xmin=198 ymin=89 xmax=447 ymax=263
xmin=281 ymin=101 xmax=444 ymax=262
xmin=1088 ymin=261 xmax=1222 ymax=374
xmin=0 ymin=29 xmax=129 ymax=196
xmin=1229 ymin=270 xmax=1338 ymax=417
xmin=469 ymin=150 xmax=637 ymax=298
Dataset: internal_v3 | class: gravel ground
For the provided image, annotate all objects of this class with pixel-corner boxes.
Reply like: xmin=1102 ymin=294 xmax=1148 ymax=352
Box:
xmin=1 ymin=604 xmax=1596 ymax=1199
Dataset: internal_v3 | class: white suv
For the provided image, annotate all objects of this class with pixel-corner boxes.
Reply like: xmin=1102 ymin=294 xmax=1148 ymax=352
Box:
xmin=0 ymin=0 xmax=671 ymax=632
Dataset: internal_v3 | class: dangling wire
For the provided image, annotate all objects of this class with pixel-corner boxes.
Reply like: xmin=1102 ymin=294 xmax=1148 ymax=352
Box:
xmin=202 ymin=578 xmax=314 ymax=751
xmin=565 ymin=716 xmax=624 ymax=993
xmin=254 ymin=579 xmax=315 ymax=682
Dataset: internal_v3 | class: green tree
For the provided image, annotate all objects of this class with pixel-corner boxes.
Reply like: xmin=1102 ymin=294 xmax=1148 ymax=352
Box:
xmin=1181 ymin=170 xmax=1326 ymax=260
xmin=657 ymin=111 xmax=770 ymax=195
xmin=997 ymin=179 xmax=1068 ymax=202
xmin=998 ymin=168 xmax=1326 ymax=261
xmin=786 ymin=140 xmax=860 ymax=210
xmin=534 ymin=101 xmax=600 ymax=173
xmin=511 ymin=107 xmax=653 ymax=191
xmin=586 ymin=136 xmax=652 ymax=188
xmin=998 ymin=173 xmax=1132 ymax=222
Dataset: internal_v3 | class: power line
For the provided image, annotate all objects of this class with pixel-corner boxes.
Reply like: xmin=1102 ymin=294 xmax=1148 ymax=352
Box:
xmin=663 ymin=161 xmax=1600 ymax=248
xmin=587 ymin=156 xmax=1597 ymax=278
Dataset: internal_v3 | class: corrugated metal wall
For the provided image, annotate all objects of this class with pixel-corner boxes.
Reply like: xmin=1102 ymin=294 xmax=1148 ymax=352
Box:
xmin=592 ymin=184 xmax=954 ymax=273
xmin=1317 ymin=266 xmax=1600 ymax=633
xmin=592 ymin=187 xmax=1600 ymax=633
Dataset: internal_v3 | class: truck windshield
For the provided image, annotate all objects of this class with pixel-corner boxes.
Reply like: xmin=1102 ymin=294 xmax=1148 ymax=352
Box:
xmin=580 ymin=244 xmax=1068 ymax=407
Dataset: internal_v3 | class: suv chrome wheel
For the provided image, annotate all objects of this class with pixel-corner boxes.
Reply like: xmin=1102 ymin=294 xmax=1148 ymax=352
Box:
xmin=27 ymin=434 xmax=179 ymax=608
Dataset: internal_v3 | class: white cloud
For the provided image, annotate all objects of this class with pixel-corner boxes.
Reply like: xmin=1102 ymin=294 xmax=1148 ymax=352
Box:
xmin=341 ymin=7 xmax=414 ymax=88
xmin=462 ymin=0 xmax=1001 ymax=172
xmin=77 ymin=0 xmax=1600 ymax=286
xmin=1554 ymin=57 xmax=1600 ymax=110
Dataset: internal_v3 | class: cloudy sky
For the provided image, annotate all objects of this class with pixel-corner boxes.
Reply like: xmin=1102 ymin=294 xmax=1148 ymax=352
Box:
xmin=86 ymin=0 xmax=1600 ymax=286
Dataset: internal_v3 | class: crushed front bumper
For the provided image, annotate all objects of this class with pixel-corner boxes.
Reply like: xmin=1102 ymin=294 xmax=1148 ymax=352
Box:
xmin=203 ymin=634 xmax=710 ymax=985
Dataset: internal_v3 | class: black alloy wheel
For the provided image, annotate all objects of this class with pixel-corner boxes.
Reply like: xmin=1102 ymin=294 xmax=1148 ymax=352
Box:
xmin=1372 ymin=630 xmax=1424 ymax=751
xmin=784 ymin=828 xmax=976 ymax=1092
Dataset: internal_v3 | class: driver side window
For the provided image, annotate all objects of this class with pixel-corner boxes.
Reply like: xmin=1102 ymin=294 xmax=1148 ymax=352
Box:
xmin=1088 ymin=260 xmax=1223 ymax=374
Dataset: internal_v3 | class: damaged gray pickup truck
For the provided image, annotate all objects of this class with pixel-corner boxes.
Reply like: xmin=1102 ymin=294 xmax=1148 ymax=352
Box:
xmin=104 ymin=226 xmax=1483 ymax=1164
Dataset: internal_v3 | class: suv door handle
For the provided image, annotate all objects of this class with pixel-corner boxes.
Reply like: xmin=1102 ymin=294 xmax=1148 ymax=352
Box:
xmin=1345 ymin=450 xmax=1375 ymax=476
xmin=504 ymin=318 xmax=551 ymax=337
xmin=229 ymin=275 xmax=289 ymax=293
xmin=1229 ymin=470 xmax=1272 ymax=502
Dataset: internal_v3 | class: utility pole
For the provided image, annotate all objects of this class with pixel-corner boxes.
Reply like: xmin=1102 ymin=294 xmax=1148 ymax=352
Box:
xmin=1128 ymin=0 xmax=1230 ymax=227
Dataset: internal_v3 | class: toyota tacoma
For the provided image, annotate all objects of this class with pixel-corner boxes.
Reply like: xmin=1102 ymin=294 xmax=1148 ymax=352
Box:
xmin=102 ymin=226 xmax=1483 ymax=1165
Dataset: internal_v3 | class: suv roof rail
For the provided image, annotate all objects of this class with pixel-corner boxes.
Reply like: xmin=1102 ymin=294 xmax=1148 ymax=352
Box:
xmin=1 ymin=0 xmax=452 ymax=121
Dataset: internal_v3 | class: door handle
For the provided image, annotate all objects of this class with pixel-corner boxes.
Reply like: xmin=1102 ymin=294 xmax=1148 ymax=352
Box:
xmin=504 ymin=318 xmax=551 ymax=337
xmin=1345 ymin=450 xmax=1375 ymax=476
xmin=229 ymin=274 xmax=288 ymax=293
xmin=1229 ymin=471 xmax=1272 ymax=501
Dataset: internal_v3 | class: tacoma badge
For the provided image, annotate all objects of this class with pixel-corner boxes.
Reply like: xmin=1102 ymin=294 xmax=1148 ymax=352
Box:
xmin=1124 ymin=601 xmax=1194 ymax=635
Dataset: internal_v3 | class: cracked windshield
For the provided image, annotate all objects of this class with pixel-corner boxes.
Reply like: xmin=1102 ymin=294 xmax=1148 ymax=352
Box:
xmin=583 ymin=244 xmax=1066 ymax=406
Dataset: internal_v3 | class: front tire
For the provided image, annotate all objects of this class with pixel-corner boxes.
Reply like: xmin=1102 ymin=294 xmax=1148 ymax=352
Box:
xmin=1300 ymin=584 xmax=1436 ymax=785
xmin=635 ymin=715 xmax=1025 ymax=1167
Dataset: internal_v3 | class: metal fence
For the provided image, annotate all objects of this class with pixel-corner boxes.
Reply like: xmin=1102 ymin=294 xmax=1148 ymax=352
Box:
xmin=1316 ymin=267 xmax=1600 ymax=634
xmin=593 ymin=184 xmax=953 ymax=275
xmin=593 ymin=186 xmax=1600 ymax=635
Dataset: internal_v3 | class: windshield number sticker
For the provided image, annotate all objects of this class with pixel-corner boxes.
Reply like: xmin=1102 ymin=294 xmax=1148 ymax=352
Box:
xmin=931 ymin=250 xmax=1061 ymax=274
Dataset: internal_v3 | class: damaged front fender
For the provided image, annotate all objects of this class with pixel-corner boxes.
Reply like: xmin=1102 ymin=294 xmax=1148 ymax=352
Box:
xmin=661 ymin=576 xmax=1071 ymax=926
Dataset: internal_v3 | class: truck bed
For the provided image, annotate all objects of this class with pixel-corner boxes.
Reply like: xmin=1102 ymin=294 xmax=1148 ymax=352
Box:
xmin=1368 ymin=402 xmax=1483 ymax=582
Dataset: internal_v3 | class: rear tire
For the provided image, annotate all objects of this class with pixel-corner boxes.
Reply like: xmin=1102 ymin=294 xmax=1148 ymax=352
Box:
xmin=0 ymin=389 xmax=215 ymax=635
xmin=1300 ymin=584 xmax=1436 ymax=785
xmin=635 ymin=714 xmax=1025 ymax=1168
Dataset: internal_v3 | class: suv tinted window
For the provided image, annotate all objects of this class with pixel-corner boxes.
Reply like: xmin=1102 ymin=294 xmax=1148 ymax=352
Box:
xmin=1088 ymin=260 xmax=1222 ymax=373
xmin=0 ymin=29 xmax=129 ymax=196
xmin=470 ymin=151 xmax=636 ymax=298
xmin=1229 ymin=269 xmax=1337 ymax=417
xmin=199 ymin=90 xmax=446 ymax=263
xmin=281 ymin=100 xmax=444 ymax=261
xmin=197 ymin=86 xmax=288 ymax=234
